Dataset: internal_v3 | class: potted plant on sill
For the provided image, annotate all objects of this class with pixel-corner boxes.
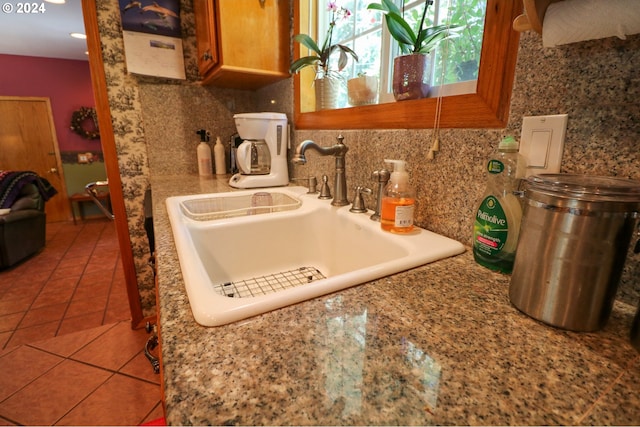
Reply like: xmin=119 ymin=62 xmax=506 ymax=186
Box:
xmin=290 ymin=3 xmax=358 ymax=111
xmin=368 ymin=0 xmax=461 ymax=101
xmin=347 ymin=72 xmax=379 ymax=106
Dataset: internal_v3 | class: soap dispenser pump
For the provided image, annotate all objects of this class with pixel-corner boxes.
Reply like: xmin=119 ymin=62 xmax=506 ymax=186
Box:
xmin=381 ymin=159 xmax=416 ymax=233
xmin=196 ymin=129 xmax=212 ymax=176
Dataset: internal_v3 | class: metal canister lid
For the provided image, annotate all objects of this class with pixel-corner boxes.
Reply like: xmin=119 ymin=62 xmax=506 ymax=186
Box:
xmin=525 ymin=174 xmax=640 ymax=211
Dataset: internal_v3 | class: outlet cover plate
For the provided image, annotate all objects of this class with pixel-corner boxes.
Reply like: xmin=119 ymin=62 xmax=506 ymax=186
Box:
xmin=519 ymin=114 xmax=568 ymax=177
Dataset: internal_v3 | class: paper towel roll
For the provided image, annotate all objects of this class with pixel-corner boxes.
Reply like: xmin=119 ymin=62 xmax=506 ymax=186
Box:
xmin=542 ymin=0 xmax=640 ymax=47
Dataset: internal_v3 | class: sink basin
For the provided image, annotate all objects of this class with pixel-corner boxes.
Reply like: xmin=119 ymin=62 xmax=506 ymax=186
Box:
xmin=166 ymin=186 xmax=465 ymax=326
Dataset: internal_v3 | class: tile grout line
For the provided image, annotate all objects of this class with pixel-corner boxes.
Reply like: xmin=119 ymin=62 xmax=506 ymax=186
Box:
xmin=1 ymin=222 xmax=74 ymax=351
xmin=139 ymin=400 xmax=165 ymax=426
xmin=52 ymin=368 xmax=161 ymax=426
xmin=32 ymin=319 xmax=160 ymax=425
xmin=0 ymin=221 xmax=158 ymax=426
xmin=2 ymin=219 xmax=128 ymax=351
xmin=26 ymin=321 xmax=121 ymax=360
xmin=23 ymin=320 xmax=160 ymax=385
xmin=100 ymin=223 xmax=121 ymax=326
xmin=52 ymin=370 xmax=118 ymax=426
xmin=64 ymin=353 xmax=162 ymax=387
xmin=0 ymin=414 xmax=21 ymax=425
xmin=54 ymin=221 xmax=99 ymax=338
xmin=0 ymin=347 xmax=67 ymax=407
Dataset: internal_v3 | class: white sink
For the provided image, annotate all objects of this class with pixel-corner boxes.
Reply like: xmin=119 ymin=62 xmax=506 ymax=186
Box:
xmin=166 ymin=186 xmax=465 ymax=326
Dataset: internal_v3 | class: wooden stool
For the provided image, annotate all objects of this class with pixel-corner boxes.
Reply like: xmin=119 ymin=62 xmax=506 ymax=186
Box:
xmin=69 ymin=191 xmax=111 ymax=224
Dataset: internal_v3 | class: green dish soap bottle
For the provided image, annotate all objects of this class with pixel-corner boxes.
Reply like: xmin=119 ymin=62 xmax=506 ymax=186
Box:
xmin=472 ymin=136 xmax=526 ymax=274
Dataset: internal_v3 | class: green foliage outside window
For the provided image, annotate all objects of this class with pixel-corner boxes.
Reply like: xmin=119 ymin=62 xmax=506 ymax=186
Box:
xmin=434 ymin=0 xmax=486 ymax=85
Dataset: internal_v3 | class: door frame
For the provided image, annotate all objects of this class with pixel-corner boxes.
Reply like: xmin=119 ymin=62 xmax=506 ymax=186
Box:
xmin=81 ymin=0 xmax=145 ymax=328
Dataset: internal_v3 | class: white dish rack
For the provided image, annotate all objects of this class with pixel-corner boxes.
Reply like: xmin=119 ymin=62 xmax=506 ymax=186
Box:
xmin=179 ymin=192 xmax=301 ymax=221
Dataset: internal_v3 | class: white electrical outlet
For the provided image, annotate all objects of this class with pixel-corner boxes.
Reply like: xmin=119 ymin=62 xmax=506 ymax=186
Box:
xmin=519 ymin=114 xmax=568 ymax=177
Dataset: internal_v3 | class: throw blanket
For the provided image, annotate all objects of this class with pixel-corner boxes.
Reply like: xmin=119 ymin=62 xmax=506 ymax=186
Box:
xmin=0 ymin=170 xmax=58 ymax=209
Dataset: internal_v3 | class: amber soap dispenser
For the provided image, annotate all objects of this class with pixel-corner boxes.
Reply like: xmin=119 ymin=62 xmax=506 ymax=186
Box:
xmin=381 ymin=159 xmax=415 ymax=233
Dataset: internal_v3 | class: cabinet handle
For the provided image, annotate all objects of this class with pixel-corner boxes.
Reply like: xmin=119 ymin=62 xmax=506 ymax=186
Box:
xmin=259 ymin=0 xmax=265 ymax=6
xmin=203 ymin=51 xmax=212 ymax=61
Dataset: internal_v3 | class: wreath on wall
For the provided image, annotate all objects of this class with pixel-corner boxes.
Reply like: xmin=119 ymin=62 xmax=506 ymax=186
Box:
xmin=70 ymin=107 xmax=100 ymax=140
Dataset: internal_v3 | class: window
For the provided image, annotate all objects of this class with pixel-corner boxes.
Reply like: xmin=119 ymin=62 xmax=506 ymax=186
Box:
xmin=293 ymin=0 xmax=522 ymax=130
xmin=316 ymin=0 xmax=487 ymax=107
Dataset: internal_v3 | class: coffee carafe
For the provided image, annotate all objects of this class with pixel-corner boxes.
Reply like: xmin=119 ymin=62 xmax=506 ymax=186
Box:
xmin=236 ymin=139 xmax=271 ymax=175
xmin=229 ymin=112 xmax=289 ymax=188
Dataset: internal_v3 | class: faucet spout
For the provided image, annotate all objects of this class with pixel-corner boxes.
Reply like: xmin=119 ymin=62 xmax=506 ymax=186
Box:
xmin=293 ymin=139 xmax=346 ymax=163
xmin=292 ymin=135 xmax=349 ymax=206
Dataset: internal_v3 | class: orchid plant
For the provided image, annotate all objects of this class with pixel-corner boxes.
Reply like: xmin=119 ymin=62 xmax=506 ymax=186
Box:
xmin=367 ymin=0 xmax=461 ymax=55
xmin=290 ymin=2 xmax=359 ymax=79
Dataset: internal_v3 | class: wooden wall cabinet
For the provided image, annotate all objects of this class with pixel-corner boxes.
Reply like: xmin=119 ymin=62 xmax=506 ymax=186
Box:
xmin=194 ymin=0 xmax=290 ymax=90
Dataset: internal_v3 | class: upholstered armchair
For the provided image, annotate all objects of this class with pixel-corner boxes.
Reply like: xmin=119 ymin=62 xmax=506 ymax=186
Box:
xmin=0 ymin=171 xmax=56 ymax=269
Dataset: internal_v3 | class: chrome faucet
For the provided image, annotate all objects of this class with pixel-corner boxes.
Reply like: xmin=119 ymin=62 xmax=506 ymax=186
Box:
xmin=292 ymin=135 xmax=349 ymax=207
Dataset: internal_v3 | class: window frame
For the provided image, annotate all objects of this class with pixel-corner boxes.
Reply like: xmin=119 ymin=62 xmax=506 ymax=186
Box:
xmin=293 ymin=0 xmax=522 ymax=130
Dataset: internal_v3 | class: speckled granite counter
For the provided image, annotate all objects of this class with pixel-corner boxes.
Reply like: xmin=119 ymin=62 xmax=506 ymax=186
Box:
xmin=152 ymin=174 xmax=640 ymax=426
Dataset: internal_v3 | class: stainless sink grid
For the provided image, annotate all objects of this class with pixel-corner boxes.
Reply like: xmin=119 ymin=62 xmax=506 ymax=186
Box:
xmin=214 ymin=266 xmax=326 ymax=298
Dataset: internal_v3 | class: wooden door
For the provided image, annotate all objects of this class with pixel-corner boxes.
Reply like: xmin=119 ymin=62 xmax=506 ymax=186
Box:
xmin=0 ymin=96 xmax=71 ymax=223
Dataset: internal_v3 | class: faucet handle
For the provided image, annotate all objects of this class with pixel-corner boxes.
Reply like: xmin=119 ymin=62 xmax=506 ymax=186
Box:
xmin=318 ymin=175 xmax=332 ymax=200
xmin=350 ymin=186 xmax=372 ymax=213
xmin=372 ymin=168 xmax=391 ymax=183
xmin=291 ymin=176 xmax=318 ymax=194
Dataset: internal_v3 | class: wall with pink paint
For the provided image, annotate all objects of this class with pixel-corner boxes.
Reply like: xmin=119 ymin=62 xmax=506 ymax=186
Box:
xmin=0 ymin=54 xmax=99 ymax=153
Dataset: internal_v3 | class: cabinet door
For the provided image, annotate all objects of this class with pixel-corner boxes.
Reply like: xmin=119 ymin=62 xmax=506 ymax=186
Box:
xmin=216 ymin=0 xmax=288 ymax=71
xmin=194 ymin=0 xmax=218 ymax=77
xmin=198 ymin=0 xmax=290 ymax=89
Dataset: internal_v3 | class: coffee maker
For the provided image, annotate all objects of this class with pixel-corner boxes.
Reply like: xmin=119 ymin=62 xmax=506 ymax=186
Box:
xmin=229 ymin=112 xmax=289 ymax=188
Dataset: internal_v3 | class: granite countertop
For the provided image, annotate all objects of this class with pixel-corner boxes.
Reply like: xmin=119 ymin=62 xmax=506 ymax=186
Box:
xmin=152 ymin=174 xmax=640 ymax=426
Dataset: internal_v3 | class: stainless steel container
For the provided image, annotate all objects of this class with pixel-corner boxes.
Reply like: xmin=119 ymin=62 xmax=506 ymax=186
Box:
xmin=510 ymin=174 xmax=640 ymax=332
